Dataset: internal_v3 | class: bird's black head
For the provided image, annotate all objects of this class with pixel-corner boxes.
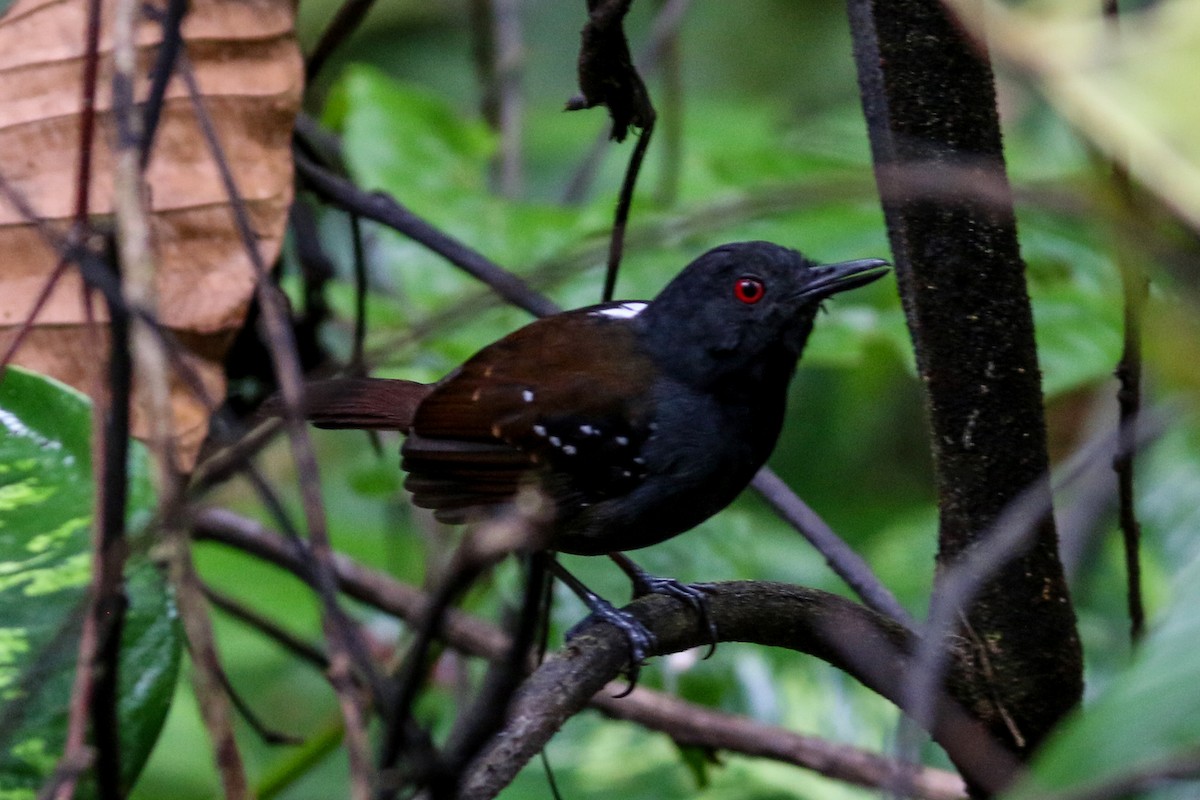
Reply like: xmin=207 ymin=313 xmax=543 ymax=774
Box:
xmin=639 ymin=241 xmax=888 ymax=388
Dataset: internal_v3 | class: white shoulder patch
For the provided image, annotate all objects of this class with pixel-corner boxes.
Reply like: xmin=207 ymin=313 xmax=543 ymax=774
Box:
xmin=590 ymin=302 xmax=647 ymax=320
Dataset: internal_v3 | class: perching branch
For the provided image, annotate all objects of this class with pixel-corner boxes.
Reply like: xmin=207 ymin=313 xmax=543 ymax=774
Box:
xmin=458 ymin=583 xmax=1018 ymax=799
xmin=191 ymin=508 xmax=1002 ymax=798
xmin=191 ymin=508 xmax=969 ymax=800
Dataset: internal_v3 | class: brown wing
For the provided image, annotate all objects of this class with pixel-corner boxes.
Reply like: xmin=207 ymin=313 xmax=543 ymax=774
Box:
xmin=401 ymin=307 xmax=657 ymax=524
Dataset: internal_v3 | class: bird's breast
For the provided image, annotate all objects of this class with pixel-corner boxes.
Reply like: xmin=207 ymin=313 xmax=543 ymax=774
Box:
xmin=552 ymin=377 xmax=786 ymax=555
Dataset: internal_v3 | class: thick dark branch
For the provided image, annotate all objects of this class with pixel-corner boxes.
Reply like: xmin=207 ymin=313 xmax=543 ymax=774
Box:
xmin=849 ymin=0 xmax=1082 ymax=757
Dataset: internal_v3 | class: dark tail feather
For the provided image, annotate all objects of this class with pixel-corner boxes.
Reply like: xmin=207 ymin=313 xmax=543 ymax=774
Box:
xmin=263 ymin=377 xmax=431 ymax=430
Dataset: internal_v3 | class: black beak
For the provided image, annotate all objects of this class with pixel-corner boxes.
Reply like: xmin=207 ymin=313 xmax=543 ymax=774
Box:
xmin=795 ymin=258 xmax=890 ymax=301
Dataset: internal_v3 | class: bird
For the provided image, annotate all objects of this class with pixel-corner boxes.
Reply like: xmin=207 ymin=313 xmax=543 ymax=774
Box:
xmin=289 ymin=241 xmax=887 ymax=667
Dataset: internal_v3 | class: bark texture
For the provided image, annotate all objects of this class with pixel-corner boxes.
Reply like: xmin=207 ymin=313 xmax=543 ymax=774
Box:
xmin=847 ymin=0 xmax=1083 ymax=760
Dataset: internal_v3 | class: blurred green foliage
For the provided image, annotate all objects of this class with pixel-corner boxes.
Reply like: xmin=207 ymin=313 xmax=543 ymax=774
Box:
xmin=127 ymin=2 xmax=1200 ymax=799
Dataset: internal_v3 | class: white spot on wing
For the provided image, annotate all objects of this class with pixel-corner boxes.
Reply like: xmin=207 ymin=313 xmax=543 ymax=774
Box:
xmin=591 ymin=302 xmax=647 ymax=319
xmin=522 ymin=389 xmax=534 ymax=403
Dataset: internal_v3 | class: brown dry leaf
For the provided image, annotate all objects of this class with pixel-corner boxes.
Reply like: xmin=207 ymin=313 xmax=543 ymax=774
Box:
xmin=0 ymin=0 xmax=302 ymax=467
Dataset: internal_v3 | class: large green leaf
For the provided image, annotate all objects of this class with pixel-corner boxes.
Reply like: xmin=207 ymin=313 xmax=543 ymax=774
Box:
xmin=0 ymin=367 xmax=180 ymax=799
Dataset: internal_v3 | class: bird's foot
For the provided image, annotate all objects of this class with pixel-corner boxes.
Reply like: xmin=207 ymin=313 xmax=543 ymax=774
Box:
xmin=565 ymin=594 xmax=655 ymax=696
xmin=553 ymin=560 xmax=655 ymax=696
xmin=612 ymin=554 xmax=721 ymax=659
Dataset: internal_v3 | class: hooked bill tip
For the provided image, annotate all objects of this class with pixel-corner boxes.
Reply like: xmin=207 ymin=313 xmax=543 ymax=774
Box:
xmin=797 ymin=257 xmax=890 ymax=300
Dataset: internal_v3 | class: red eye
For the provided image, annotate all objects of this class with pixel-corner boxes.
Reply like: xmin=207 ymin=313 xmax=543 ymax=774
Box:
xmin=733 ymin=276 xmax=765 ymax=304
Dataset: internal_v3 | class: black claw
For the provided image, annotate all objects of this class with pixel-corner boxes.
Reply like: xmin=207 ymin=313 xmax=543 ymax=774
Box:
xmin=565 ymin=594 xmax=655 ymax=694
xmin=629 ymin=573 xmax=720 ymax=659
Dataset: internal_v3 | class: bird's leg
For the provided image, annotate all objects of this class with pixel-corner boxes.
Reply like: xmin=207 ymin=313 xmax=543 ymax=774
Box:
xmin=549 ymin=559 xmax=653 ymax=695
xmin=608 ymin=552 xmax=719 ymax=659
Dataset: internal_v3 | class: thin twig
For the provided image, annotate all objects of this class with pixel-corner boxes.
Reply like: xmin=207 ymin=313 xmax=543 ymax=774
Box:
xmin=37 ymin=0 xmax=107 ymax=793
xmin=306 ymin=0 xmax=379 ymax=81
xmin=214 ymin=666 xmax=305 ymax=747
xmin=140 ymin=0 xmax=188 ymax=168
xmin=177 ymin=51 xmax=376 ymax=800
xmin=36 ymin=750 xmax=94 ymax=800
xmin=752 ymin=467 xmax=914 ymax=628
xmin=202 ymin=583 xmax=329 ymax=671
xmin=170 ymin=543 xmax=252 ymax=798
xmin=294 ymin=112 xmax=347 ymax=172
xmin=288 ymin=199 xmax=336 ymax=375
xmin=190 ymin=418 xmax=285 ymax=493
xmin=435 ymin=553 xmax=549 ymax=796
xmin=0 ymin=255 xmax=72 ymax=375
xmin=1113 ymin=192 xmax=1147 ymax=645
xmin=1104 ymin=0 xmax=1147 ymax=646
xmin=119 ymin=5 xmax=257 ymax=797
xmin=349 ymin=212 xmax=368 ymax=370
xmin=295 ymin=152 xmax=559 ymax=318
xmin=470 ymin=0 xmax=524 ymax=196
xmin=199 ymin=580 xmax=347 ymax=758
xmin=0 ymin=0 xmax=107 ymax=376
xmin=377 ymin=508 xmax=544 ymax=797
xmin=88 ymin=5 xmax=164 ymax=796
xmin=602 ymin=116 xmax=654 ymax=301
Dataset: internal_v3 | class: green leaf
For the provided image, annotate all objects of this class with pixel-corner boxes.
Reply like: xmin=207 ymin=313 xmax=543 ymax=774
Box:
xmin=674 ymin=742 xmax=715 ymax=790
xmin=1005 ymin=443 xmax=1200 ymax=799
xmin=1022 ymin=210 xmax=1124 ymax=397
xmin=325 ymin=64 xmax=496 ymax=216
xmin=0 ymin=367 xmax=180 ymax=799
